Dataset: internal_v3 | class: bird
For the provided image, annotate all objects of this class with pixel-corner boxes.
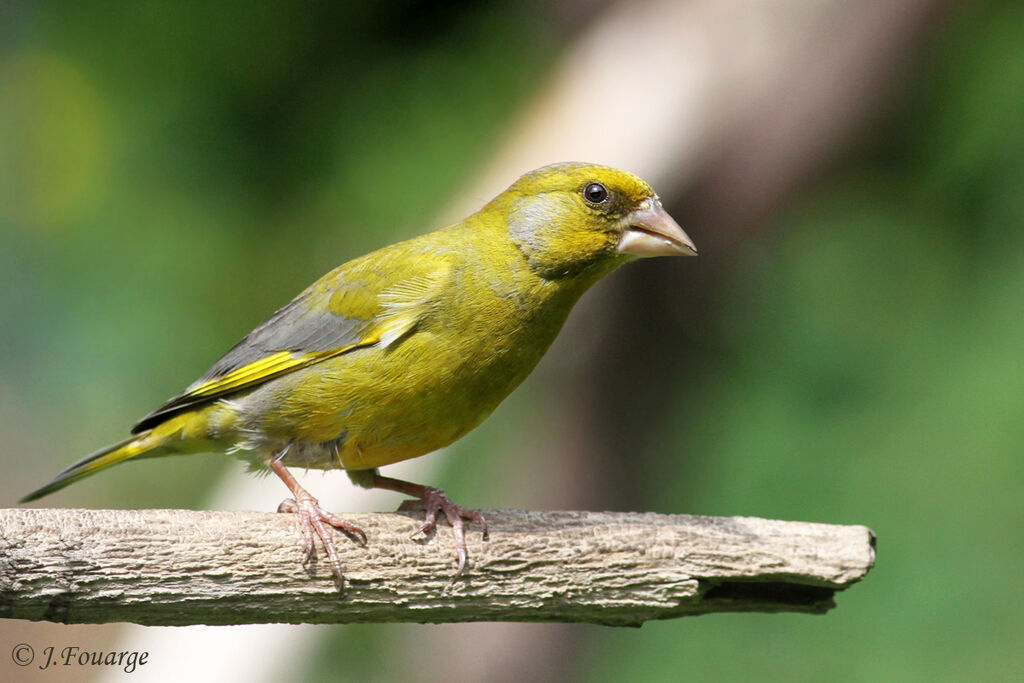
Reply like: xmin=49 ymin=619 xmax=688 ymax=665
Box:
xmin=21 ymin=162 xmax=696 ymax=588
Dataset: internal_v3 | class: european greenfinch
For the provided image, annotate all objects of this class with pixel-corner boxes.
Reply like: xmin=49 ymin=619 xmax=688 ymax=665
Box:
xmin=22 ymin=162 xmax=696 ymax=586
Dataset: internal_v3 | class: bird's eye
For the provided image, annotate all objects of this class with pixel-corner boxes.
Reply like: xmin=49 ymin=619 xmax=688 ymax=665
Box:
xmin=583 ymin=182 xmax=609 ymax=204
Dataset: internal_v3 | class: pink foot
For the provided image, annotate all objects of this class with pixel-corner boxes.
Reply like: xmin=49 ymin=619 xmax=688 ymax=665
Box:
xmin=399 ymin=487 xmax=488 ymax=578
xmin=278 ymin=496 xmax=367 ymax=589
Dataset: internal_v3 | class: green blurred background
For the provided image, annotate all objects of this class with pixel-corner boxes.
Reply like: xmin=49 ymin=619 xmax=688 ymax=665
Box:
xmin=2 ymin=1 xmax=1022 ymax=681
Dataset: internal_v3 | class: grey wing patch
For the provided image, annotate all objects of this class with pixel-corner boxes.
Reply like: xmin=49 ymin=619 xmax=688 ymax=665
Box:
xmin=130 ymin=254 xmax=453 ymax=435
xmin=131 ymin=289 xmax=373 ymax=434
xmin=197 ymin=293 xmax=368 ymax=383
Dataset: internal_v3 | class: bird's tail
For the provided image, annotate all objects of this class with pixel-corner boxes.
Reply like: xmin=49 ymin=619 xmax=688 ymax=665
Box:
xmin=20 ymin=431 xmax=171 ymax=503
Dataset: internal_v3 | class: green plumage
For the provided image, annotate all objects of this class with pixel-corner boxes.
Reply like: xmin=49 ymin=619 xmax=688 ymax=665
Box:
xmin=23 ymin=162 xmax=694 ymax=502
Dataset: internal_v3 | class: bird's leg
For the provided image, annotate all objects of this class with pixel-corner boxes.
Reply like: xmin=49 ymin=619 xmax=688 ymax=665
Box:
xmin=351 ymin=469 xmax=488 ymax=578
xmin=270 ymin=459 xmax=366 ymax=589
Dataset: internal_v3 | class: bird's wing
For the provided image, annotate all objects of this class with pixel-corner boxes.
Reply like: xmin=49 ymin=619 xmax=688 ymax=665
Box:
xmin=132 ymin=253 xmax=453 ymax=433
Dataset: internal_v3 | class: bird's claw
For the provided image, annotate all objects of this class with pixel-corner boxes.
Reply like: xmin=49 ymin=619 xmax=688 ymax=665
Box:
xmin=277 ymin=495 xmax=366 ymax=589
xmin=398 ymin=487 xmax=488 ymax=578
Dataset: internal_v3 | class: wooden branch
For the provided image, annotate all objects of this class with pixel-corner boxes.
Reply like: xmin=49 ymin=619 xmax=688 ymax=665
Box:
xmin=0 ymin=508 xmax=874 ymax=627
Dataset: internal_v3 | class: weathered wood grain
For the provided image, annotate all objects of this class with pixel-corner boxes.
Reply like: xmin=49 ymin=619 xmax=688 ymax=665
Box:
xmin=0 ymin=508 xmax=875 ymax=626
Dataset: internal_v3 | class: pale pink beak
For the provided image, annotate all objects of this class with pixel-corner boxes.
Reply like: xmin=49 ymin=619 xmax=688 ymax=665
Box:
xmin=617 ymin=201 xmax=697 ymax=257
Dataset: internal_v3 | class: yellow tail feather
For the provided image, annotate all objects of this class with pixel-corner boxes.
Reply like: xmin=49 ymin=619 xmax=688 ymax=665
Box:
xmin=20 ymin=432 xmax=167 ymax=502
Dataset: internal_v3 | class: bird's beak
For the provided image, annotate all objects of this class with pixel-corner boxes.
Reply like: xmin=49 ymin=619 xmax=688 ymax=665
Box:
xmin=617 ymin=200 xmax=697 ymax=257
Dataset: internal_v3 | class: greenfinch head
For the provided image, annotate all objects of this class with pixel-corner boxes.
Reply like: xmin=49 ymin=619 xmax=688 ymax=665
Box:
xmin=493 ymin=162 xmax=696 ymax=279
